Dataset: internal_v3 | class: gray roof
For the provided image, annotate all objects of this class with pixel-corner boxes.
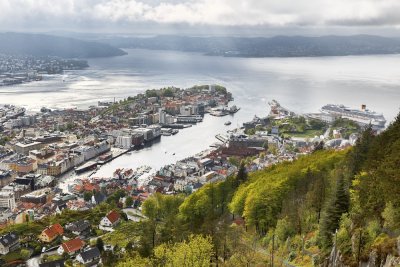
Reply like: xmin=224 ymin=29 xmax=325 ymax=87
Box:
xmin=66 ymin=220 xmax=90 ymax=233
xmin=79 ymin=247 xmax=101 ymax=262
xmin=39 ymin=259 xmax=64 ymax=267
xmin=0 ymin=232 xmax=18 ymax=247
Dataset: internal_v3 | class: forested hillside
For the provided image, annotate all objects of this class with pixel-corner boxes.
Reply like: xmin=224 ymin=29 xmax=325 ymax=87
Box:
xmin=2 ymin=114 xmax=398 ymax=266
xmin=110 ymin=112 xmax=400 ymax=267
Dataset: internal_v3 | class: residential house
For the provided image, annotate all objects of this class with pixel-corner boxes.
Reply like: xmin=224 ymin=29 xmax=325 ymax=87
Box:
xmin=0 ymin=232 xmax=19 ymax=255
xmin=66 ymin=220 xmax=91 ymax=236
xmin=39 ymin=223 xmax=64 ymax=243
xmin=76 ymin=247 xmax=101 ymax=266
xmin=91 ymin=192 xmax=106 ymax=205
xmin=55 ymin=203 xmax=67 ymax=214
xmin=57 ymin=238 xmax=85 ymax=255
xmin=99 ymin=210 xmax=121 ymax=231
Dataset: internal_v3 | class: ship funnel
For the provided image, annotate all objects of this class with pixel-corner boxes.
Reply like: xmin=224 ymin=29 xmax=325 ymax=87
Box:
xmin=361 ymin=104 xmax=366 ymax=111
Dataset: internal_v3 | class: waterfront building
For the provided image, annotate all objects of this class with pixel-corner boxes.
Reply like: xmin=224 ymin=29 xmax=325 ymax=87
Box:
xmin=116 ymin=136 xmax=132 ymax=149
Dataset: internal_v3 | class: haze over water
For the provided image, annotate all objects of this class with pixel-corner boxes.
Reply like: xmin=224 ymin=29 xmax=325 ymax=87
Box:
xmin=1 ymin=49 xmax=399 ymax=176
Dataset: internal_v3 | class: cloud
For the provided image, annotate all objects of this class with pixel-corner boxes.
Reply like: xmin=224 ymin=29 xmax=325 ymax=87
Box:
xmin=1 ymin=0 xmax=400 ymax=31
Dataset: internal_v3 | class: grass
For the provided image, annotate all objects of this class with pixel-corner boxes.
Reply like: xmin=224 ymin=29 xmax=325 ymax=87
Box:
xmin=2 ymin=248 xmax=31 ymax=263
xmin=103 ymin=221 xmax=139 ymax=247
xmin=287 ymin=129 xmax=324 ymax=138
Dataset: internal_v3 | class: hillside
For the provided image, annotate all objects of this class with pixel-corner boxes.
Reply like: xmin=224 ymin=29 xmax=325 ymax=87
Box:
xmin=0 ymin=32 xmax=127 ymax=58
xmin=2 ymin=113 xmax=399 ymax=266
xmin=101 ymin=34 xmax=400 ymax=57
xmin=111 ymin=112 xmax=400 ymax=266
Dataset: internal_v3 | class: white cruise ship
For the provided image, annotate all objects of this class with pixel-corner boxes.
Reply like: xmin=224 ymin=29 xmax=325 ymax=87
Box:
xmin=321 ymin=104 xmax=386 ymax=129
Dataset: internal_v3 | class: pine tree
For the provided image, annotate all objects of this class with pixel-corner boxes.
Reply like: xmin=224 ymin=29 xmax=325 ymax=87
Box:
xmin=320 ymin=174 xmax=350 ymax=247
xmin=234 ymin=161 xmax=248 ymax=188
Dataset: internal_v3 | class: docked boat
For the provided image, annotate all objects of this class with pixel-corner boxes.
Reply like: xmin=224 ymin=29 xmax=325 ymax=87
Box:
xmin=321 ymin=104 xmax=386 ymax=129
xmin=228 ymin=105 xmax=240 ymax=114
xmin=210 ymin=106 xmax=229 ymax=117
xmin=75 ymin=161 xmax=98 ymax=174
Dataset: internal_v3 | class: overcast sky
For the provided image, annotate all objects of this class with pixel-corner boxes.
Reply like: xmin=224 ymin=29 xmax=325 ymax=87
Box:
xmin=2 ymin=0 xmax=400 ymax=36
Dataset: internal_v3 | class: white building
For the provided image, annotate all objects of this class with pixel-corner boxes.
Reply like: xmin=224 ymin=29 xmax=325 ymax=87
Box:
xmin=99 ymin=210 xmax=121 ymax=232
xmin=0 ymin=191 xmax=16 ymax=210
xmin=115 ymin=136 xmax=132 ymax=149
xmin=159 ymin=109 xmax=168 ymax=124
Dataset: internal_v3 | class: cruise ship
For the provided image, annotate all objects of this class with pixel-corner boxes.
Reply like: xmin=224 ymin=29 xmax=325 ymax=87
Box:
xmin=321 ymin=104 xmax=386 ymax=129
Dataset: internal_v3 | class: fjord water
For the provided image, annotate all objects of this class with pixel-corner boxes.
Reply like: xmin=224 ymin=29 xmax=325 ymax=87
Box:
xmin=1 ymin=49 xmax=399 ymax=175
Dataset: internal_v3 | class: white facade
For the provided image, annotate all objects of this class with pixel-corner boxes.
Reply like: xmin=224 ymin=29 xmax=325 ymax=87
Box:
xmin=0 ymin=191 xmax=15 ymax=210
xmin=116 ymin=136 xmax=132 ymax=149
xmin=159 ymin=109 xmax=167 ymax=124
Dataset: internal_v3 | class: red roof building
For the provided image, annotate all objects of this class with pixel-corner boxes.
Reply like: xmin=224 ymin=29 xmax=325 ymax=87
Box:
xmin=58 ymin=238 xmax=85 ymax=255
xmin=39 ymin=223 xmax=64 ymax=243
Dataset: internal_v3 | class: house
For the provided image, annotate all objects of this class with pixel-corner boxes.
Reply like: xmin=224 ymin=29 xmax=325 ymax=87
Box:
xmin=65 ymin=220 xmax=91 ymax=236
xmin=39 ymin=259 xmax=65 ymax=267
xmin=0 ymin=232 xmax=19 ymax=255
xmin=91 ymin=192 xmax=106 ymax=205
xmin=76 ymin=247 xmax=101 ymax=266
xmin=56 ymin=203 xmax=67 ymax=214
xmin=39 ymin=223 xmax=64 ymax=243
xmin=99 ymin=210 xmax=121 ymax=231
xmin=57 ymin=238 xmax=85 ymax=255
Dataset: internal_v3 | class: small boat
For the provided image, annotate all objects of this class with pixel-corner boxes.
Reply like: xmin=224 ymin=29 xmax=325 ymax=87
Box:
xmin=224 ymin=121 xmax=232 ymax=126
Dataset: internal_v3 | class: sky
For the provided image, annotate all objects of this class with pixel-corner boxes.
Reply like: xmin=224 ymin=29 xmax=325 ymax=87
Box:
xmin=2 ymin=0 xmax=400 ymax=36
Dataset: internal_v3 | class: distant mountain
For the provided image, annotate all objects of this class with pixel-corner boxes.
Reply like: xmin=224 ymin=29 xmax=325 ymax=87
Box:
xmin=100 ymin=34 xmax=400 ymax=57
xmin=0 ymin=32 xmax=127 ymax=58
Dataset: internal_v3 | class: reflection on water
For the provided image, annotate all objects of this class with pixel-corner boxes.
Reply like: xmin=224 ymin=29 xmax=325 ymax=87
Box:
xmin=1 ymin=49 xmax=400 ymax=176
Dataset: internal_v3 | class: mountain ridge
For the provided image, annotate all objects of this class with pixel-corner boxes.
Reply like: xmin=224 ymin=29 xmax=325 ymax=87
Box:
xmin=99 ymin=34 xmax=400 ymax=57
xmin=0 ymin=32 xmax=127 ymax=58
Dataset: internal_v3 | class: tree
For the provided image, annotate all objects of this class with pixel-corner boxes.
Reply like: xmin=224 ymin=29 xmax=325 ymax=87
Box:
xmin=320 ymin=173 xmax=350 ymax=247
xmin=347 ymin=125 xmax=374 ymax=176
xmin=96 ymin=237 xmax=104 ymax=252
xmin=382 ymin=202 xmax=400 ymax=232
xmin=234 ymin=161 xmax=247 ymax=188
xmin=125 ymin=197 xmax=133 ymax=208
xmin=153 ymin=235 xmax=213 ymax=267
xmin=162 ymin=88 xmax=174 ymax=97
xmin=83 ymin=191 xmax=93 ymax=202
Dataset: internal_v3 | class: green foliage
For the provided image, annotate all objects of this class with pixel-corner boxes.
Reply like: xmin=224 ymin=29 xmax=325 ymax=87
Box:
xmin=96 ymin=237 xmax=104 ymax=252
xmin=162 ymin=88 xmax=174 ymax=97
xmin=382 ymin=202 xmax=400 ymax=232
xmin=275 ymin=217 xmax=295 ymax=244
xmin=230 ymin=150 xmax=346 ymax=234
xmin=117 ymin=254 xmax=151 ymax=267
xmin=336 ymin=214 xmax=352 ymax=255
xmin=145 ymin=90 xmax=158 ymax=98
xmin=83 ymin=191 xmax=93 ymax=202
xmin=320 ymin=172 xmax=350 ymax=247
xmin=125 ymin=196 xmax=134 ymax=208
xmin=153 ymin=235 xmax=213 ymax=267
xmin=234 ymin=161 xmax=248 ymax=188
